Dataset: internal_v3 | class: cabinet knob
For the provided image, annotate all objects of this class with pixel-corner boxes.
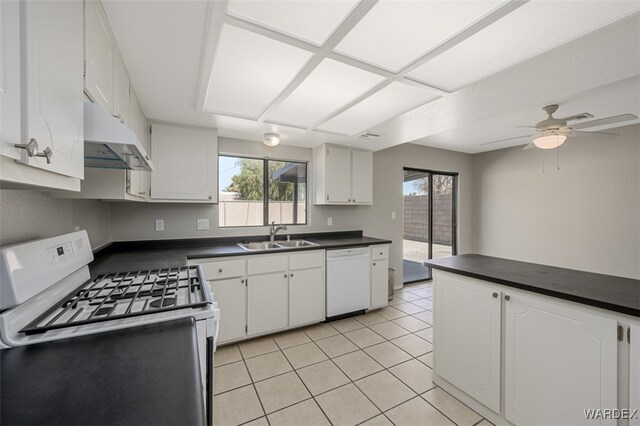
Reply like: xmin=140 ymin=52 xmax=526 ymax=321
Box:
xmin=373 ymin=262 xmax=376 ymax=266
xmin=218 ymin=268 xmax=223 ymax=273
xmin=284 ymin=274 xmax=288 ymax=278
xmin=241 ymin=279 xmax=245 ymax=284
xmin=504 ymin=295 xmax=511 ymax=301
xmin=290 ymin=273 xmax=294 ymax=277
xmin=492 ymin=292 xmax=498 ymax=298
xmin=138 ymin=191 xmax=146 ymax=196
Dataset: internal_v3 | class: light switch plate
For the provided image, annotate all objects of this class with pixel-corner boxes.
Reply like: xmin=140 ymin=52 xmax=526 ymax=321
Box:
xmin=391 ymin=211 xmax=396 ymax=219
xmin=197 ymin=219 xmax=210 ymax=230
xmin=327 ymin=217 xmax=333 ymax=227
xmin=155 ymin=219 xmax=164 ymax=231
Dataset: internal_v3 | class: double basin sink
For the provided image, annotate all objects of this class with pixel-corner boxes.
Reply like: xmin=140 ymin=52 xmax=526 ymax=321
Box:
xmin=238 ymin=240 xmax=317 ymax=251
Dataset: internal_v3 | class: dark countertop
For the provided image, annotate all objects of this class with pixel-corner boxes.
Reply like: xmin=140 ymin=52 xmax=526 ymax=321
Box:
xmin=90 ymin=231 xmax=391 ymax=277
xmin=0 ymin=318 xmax=205 ymax=426
xmin=424 ymin=254 xmax=640 ymax=317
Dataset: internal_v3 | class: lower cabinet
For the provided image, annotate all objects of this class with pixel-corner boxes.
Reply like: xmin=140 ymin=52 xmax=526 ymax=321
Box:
xmin=504 ymin=291 xmax=618 ymax=426
xmin=289 ymin=267 xmax=324 ymax=327
xmin=433 ymin=270 xmax=628 ymax=426
xmin=370 ymin=245 xmax=389 ymax=309
xmin=247 ymin=272 xmax=288 ymax=336
xmin=210 ymin=277 xmax=246 ymax=343
xmin=434 ymin=274 xmax=501 ymax=413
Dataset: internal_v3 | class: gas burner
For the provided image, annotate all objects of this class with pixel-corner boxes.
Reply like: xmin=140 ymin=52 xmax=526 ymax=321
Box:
xmin=150 ymin=297 xmax=176 ymax=308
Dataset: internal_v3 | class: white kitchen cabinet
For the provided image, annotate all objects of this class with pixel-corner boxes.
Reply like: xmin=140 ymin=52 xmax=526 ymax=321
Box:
xmin=370 ymin=245 xmax=389 ymax=309
xmin=313 ymin=144 xmax=373 ymax=205
xmin=247 ymin=272 xmax=288 ymax=336
xmin=434 ymin=273 xmax=501 ymax=413
xmin=127 ymin=89 xmax=149 ymax=200
xmin=150 ymin=123 xmax=218 ymax=202
xmin=210 ymin=277 xmax=247 ymax=343
xmin=0 ymin=0 xmax=21 ymax=159
xmin=18 ymin=0 xmax=84 ymax=179
xmin=351 ymin=150 xmax=373 ymax=204
xmin=289 ymin=251 xmax=325 ymax=327
xmin=630 ymin=324 xmax=640 ymax=426
xmin=504 ymin=291 xmax=618 ymax=426
xmin=84 ymin=0 xmax=114 ymax=113
xmin=113 ymin=48 xmax=130 ymax=127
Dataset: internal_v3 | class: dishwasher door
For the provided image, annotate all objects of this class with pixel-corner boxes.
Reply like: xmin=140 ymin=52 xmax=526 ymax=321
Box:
xmin=326 ymin=248 xmax=371 ymax=317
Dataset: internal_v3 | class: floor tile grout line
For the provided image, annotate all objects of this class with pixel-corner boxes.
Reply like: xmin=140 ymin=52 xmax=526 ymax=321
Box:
xmin=421 ymin=384 xmax=486 ymax=426
xmin=240 ymin=355 xmax=270 ymax=423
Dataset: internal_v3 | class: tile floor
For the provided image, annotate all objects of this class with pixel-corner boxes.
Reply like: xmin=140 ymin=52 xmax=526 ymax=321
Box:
xmin=213 ymin=282 xmax=490 ymax=426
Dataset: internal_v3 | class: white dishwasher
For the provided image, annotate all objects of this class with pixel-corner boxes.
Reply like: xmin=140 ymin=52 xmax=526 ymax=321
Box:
xmin=326 ymin=247 xmax=371 ymax=317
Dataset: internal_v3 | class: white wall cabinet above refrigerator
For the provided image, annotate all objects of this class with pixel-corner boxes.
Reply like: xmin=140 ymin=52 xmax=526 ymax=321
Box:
xmin=150 ymin=123 xmax=218 ymax=202
xmin=313 ymin=145 xmax=373 ymax=205
xmin=1 ymin=0 xmax=84 ymax=191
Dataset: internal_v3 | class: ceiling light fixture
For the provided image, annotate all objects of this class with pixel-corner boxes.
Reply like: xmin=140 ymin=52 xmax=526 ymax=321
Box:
xmin=263 ymin=133 xmax=280 ymax=147
xmin=533 ymin=134 xmax=567 ymax=150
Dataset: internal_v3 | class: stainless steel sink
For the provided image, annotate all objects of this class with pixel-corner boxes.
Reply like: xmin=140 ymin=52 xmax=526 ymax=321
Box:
xmin=275 ymin=240 xmax=317 ymax=248
xmin=238 ymin=242 xmax=281 ymax=251
xmin=237 ymin=240 xmax=317 ymax=251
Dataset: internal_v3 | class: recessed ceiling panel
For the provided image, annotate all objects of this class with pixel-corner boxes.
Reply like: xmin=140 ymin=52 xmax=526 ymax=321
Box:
xmin=227 ymin=0 xmax=359 ymax=45
xmin=317 ymin=82 xmax=440 ymax=135
xmin=408 ymin=1 xmax=640 ymax=91
xmin=204 ymin=24 xmax=313 ymax=118
xmin=267 ymin=59 xmax=385 ymax=128
xmin=334 ymin=0 xmax=503 ymax=72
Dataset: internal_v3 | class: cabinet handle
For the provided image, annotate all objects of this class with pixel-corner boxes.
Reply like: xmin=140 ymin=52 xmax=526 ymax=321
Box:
xmin=504 ymin=295 xmax=511 ymax=301
xmin=492 ymin=292 xmax=498 ymax=298
xmin=14 ymin=138 xmax=53 ymax=164
xmin=628 ymin=326 xmax=631 ymax=344
xmin=618 ymin=325 xmax=624 ymax=342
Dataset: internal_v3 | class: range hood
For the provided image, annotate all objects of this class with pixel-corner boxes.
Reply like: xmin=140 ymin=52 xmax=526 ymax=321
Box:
xmin=83 ymin=102 xmax=153 ymax=171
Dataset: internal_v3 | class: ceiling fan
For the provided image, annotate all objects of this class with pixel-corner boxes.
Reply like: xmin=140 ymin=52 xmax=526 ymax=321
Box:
xmin=483 ymin=105 xmax=638 ymax=150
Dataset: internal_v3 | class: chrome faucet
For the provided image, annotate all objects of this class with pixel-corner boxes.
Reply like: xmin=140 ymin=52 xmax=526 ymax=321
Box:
xmin=269 ymin=221 xmax=287 ymax=242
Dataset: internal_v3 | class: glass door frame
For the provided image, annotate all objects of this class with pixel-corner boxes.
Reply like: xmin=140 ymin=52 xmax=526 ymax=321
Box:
xmin=403 ymin=167 xmax=458 ymax=281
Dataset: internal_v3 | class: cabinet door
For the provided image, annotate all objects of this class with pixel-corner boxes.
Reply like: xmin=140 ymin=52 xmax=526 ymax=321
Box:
xmin=289 ymin=268 xmax=324 ymax=327
xmin=247 ymin=273 xmax=288 ymax=336
xmin=23 ymin=0 xmax=84 ymax=179
xmin=434 ymin=273 xmax=501 ymax=412
xmin=371 ymin=258 xmax=388 ymax=309
xmin=210 ymin=278 xmax=246 ymax=343
xmin=150 ymin=124 xmax=217 ymax=201
xmin=0 ymin=0 xmax=21 ymax=159
xmin=113 ymin=49 xmax=130 ymax=126
xmin=325 ymin=146 xmax=351 ymax=203
xmin=351 ymin=150 xmax=373 ymax=204
xmin=84 ymin=0 xmax=114 ymax=112
xmin=629 ymin=324 xmax=639 ymax=426
xmin=505 ymin=292 xmax=618 ymax=426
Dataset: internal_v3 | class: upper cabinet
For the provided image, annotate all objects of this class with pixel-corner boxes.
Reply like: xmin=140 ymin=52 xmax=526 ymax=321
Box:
xmin=150 ymin=123 xmax=218 ymax=202
xmin=313 ymin=145 xmax=373 ymax=205
xmin=113 ymin=48 xmax=130 ymax=127
xmin=84 ymin=0 xmax=114 ymax=112
xmin=1 ymin=0 xmax=84 ymax=189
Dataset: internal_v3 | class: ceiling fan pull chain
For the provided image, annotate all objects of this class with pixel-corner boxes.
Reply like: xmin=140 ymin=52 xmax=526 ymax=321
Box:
xmin=541 ymin=149 xmax=545 ymax=174
xmin=557 ymin=144 xmax=560 ymax=171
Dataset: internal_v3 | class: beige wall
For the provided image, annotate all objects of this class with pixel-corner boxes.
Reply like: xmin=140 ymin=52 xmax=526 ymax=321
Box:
xmin=472 ymin=124 xmax=640 ymax=279
xmin=0 ymin=190 xmax=111 ymax=249
xmin=360 ymin=143 xmax=474 ymax=286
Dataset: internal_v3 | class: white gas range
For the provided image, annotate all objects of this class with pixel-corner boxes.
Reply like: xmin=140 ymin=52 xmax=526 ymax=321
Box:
xmin=0 ymin=230 xmax=220 ymax=425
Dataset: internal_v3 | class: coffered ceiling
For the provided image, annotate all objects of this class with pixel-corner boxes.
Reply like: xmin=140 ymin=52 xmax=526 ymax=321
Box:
xmin=103 ymin=0 xmax=640 ymax=152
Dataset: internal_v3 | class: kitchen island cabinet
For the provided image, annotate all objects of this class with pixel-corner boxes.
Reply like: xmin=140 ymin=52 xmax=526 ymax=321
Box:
xmin=425 ymin=255 xmax=639 ymax=426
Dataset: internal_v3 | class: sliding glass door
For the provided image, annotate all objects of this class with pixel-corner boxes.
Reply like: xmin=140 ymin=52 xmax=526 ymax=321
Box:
xmin=402 ymin=168 xmax=457 ymax=284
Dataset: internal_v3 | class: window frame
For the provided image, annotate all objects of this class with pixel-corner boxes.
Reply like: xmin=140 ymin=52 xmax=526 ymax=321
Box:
xmin=218 ymin=154 xmax=308 ymax=228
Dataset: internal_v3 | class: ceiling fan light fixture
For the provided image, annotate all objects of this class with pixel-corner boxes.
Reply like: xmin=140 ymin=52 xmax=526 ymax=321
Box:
xmin=533 ymin=134 xmax=567 ymax=150
xmin=263 ymin=133 xmax=280 ymax=147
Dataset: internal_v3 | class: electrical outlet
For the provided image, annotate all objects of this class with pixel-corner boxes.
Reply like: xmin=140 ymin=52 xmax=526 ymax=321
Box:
xmin=197 ymin=219 xmax=209 ymax=230
xmin=391 ymin=211 xmax=396 ymax=219
xmin=74 ymin=226 xmax=80 ymax=231
xmin=155 ymin=219 xmax=164 ymax=231
xmin=327 ymin=217 xmax=333 ymax=227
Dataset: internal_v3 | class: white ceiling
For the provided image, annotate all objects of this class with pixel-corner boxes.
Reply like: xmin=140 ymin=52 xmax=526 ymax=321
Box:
xmin=103 ymin=0 xmax=640 ymax=153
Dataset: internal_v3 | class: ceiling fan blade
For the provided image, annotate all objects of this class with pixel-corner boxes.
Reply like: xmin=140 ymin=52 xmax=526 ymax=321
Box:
xmin=481 ymin=134 xmax=533 ymax=145
xmin=571 ymin=130 xmax=618 ymax=139
xmin=523 ymin=142 xmax=536 ymax=150
xmin=570 ymin=114 xmax=637 ymax=130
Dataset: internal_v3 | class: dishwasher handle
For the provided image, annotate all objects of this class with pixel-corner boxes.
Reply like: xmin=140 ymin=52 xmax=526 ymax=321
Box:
xmin=326 ymin=247 xmax=370 ymax=259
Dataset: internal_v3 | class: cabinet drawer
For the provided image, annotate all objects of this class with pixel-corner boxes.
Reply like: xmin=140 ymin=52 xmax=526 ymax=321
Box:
xmin=371 ymin=245 xmax=388 ymax=260
xmin=198 ymin=258 xmax=246 ymax=280
xmin=289 ymin=251 xmax=324 ymax=271
xmin=248 ymin=254 xmax=288 ymax=275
